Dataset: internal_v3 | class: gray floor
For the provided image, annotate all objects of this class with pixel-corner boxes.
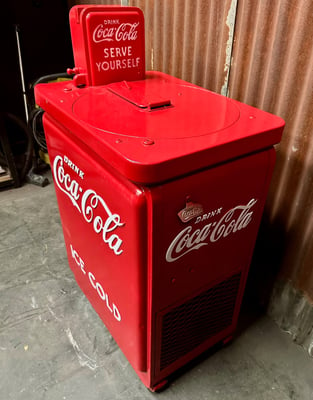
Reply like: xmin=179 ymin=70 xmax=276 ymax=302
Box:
xmin=1 ymin=173 xmax=313 ymax=400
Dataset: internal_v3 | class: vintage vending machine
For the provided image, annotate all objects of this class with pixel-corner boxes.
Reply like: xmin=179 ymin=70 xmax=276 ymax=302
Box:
xmin=35 ymin=5 xmax=284 ymax=391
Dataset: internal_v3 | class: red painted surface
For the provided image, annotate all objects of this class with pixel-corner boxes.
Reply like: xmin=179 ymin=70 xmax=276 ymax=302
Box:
xmin=34 ymin=6 xmax=284 ymax=390
xmin=69 ymin=5 xmax=145 ymax=86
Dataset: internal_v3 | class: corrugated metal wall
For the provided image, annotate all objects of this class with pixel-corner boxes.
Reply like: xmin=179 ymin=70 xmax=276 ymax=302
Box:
xmin=130 ymin=0 xmax=237 ymax=94
xmin=68 ymin=0 xmax=313 ymax=325
xmin=229 ymin=0 xmax=313 ymax=299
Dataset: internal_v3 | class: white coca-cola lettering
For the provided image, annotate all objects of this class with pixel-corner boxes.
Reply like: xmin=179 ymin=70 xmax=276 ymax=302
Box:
xmin=81 ymin=190 xmax=124 ymax=256
xmin=93 ymin=25 xmax=115 ymax=42
xmin=115 ymin=22 xmax=139 ymax=41
xmin=53 ymin=155 xmax=124 ymax=256
xmin=93 ymin=22 xmax=139 ymax=43
xmin=166 ymin=199 xmax=258 ymax=262
xmin=209 ymin=199 xmax=256 ymax=242
xmin=53 ymin=155 xmax=82 ymax=213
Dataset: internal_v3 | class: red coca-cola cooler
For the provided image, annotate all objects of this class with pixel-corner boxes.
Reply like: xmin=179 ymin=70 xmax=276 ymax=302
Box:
xmin=35 ymin=5 xmax=284 ymax=391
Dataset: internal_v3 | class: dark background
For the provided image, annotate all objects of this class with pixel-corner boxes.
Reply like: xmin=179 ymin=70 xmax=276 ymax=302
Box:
xmin=1 ymin=0 xmax=73 ymax=122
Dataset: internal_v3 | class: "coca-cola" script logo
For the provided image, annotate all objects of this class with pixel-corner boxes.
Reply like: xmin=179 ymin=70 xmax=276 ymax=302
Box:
xmin=166 ymin=199 xmax=258 ymax=262
xmin=53 ymin=155 xmax=124 ymax=256
xmin=93 ymin=22 xmax=139 ymax=43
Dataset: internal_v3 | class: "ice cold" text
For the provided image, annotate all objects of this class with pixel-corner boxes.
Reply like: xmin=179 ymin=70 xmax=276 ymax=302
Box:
xmin=70 ymin=244 xmax=121 ymax=322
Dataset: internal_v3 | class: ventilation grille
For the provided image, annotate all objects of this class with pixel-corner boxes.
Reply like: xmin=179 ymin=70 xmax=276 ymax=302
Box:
xmin=159 ymin=273 xmax=241 ymax=371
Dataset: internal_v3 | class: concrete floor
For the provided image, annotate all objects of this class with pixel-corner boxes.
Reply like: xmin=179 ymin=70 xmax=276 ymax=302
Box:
xmin=1 ymin=173 xmax=313 ymax=400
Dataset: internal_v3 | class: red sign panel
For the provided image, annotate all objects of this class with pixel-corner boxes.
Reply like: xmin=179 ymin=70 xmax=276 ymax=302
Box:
xmin=69 ymin=6 xmax=145 ymax=86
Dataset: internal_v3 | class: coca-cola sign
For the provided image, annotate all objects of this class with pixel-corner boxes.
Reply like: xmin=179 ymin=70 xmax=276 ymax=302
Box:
xmin=53 ymin=155 xmax=124 ymax=256
xmin=166 ymin=199 xmax=258 ymax=262
xmin=178 ymin=200 xmax=204 ymax=223
xmin=86 ymin=13 xmax=145 ymax=85
xmin=93 ymin=22 xmax=140 ymax=43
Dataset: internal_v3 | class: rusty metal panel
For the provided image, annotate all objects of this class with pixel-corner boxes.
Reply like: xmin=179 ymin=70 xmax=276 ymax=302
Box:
xmin=229 ymin=0 xmax=313 ymax=299
xmin=129 ymin=0 xmax=235 ymax=93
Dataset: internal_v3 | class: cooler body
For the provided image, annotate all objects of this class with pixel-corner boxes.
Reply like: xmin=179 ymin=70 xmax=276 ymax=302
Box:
xmin=35 ymin=4 xmax=285 ymax=391
xmin=43 ymin=110 xmax=277 ymax=390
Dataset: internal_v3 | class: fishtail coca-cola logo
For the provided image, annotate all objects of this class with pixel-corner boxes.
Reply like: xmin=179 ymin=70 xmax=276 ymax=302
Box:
xmin=166 ymin=199 xmax=258 ymax=262
xmin=53 ymin=155 xmax=124 ymax=256
xmin=178 ymin=200 xmax=204 ymax=223
xmin=93 ymin=22 xmax=139 ymax=43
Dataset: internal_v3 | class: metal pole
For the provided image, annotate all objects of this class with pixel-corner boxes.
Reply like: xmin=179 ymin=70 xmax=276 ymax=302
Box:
xmin=15 ymin=25 xmax=29 ymax=123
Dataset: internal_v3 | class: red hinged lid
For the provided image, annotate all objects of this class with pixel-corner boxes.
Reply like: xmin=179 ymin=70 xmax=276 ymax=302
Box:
xmin=69 ymin=5 xmax=145 ymax=87
xmin=107 ymin=80 xmax=172 ymax=110
xmin=73 ymin=77 xmax=240 ymax=139
xmin=35 ymin=71 xmax=285 ymax=184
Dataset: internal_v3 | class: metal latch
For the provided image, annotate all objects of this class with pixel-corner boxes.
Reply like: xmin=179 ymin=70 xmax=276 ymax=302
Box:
xmin=107 ymin=80 xmax=172 ymax=111
xmin=147 ymin=99 xmax=172 ymax=111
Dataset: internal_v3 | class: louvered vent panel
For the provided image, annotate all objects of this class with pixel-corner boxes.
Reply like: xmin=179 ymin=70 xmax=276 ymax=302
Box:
xmin=160 ymin=273 xmax=241 ymax=371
